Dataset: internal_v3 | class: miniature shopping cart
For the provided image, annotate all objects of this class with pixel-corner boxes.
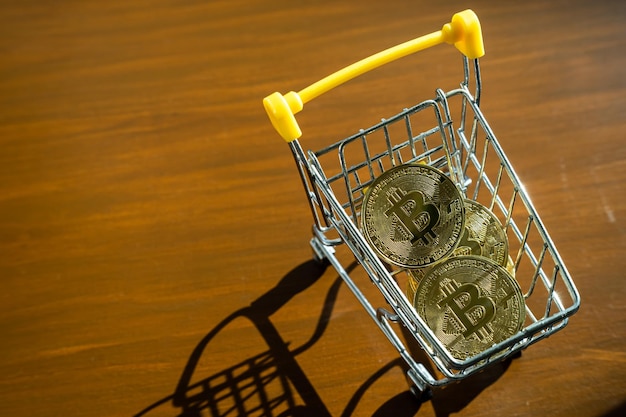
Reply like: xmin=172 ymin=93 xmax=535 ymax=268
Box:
xmin=263 ymin=10 xmax=580 ymax=398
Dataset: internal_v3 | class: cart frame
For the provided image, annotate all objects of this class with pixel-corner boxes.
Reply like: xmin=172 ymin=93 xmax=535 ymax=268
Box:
xmin=263 ymin=10 xmax=580 ymax=395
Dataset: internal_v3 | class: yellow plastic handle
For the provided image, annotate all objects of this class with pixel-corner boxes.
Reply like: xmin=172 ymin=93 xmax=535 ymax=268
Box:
xmin=263 ymin=9 xmax=484 ymax=142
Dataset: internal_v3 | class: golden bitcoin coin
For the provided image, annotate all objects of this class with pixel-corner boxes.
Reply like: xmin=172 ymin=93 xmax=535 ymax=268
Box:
xmin=453 ymin=199 xmax=508 ymax=267
xmin=406 ymin=268 xmax=423 ymax=305
xmin=361 ymin=164 xmax=465 ymax=268
xmin=407 ymin=267 xmax=432 ymax=306
xmin=414 ymin=255 xmax=525 ymax=361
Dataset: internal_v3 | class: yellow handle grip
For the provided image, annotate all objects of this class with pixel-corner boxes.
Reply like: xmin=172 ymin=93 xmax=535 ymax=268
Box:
xmin=263 ymin=9 xmax=484 ymax=142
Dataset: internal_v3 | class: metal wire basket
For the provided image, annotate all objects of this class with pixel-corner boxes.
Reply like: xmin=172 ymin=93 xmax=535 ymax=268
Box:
xmin=262 ymin=9 xmax=580 ymax=396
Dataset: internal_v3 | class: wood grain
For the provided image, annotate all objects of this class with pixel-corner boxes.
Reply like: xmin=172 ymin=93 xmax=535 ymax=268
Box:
xmin=1 ymin=1 xmax=625 ymax=416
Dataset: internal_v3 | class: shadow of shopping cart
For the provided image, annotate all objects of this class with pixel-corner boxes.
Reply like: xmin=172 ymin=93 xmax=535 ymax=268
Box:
xmin=135 ymin=256 xmax=516 ymax=417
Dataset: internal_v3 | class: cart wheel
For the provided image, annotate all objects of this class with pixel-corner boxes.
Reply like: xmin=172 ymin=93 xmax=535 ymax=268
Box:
xmin=409 ymin=385 xmax=433 ymax=403
xmin=310 ymin=237 xmax=332 ymax=266
xmin=312 ymin=250 xmax=330 ymax=266
xmin=406 ymin=373 xmax=433 ymax=403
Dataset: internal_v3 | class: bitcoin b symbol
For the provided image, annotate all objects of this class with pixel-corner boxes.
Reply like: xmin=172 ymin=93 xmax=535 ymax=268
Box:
xmin=384 ymin=189 xmax=440 ymax=245
xmin=438 ymin=282 xmax=496 ymax=339
xmin=360 ymin=164 xmax=466 ymax=268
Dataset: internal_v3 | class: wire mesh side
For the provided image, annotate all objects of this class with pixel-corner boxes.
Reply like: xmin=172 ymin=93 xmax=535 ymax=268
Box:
xmin=310 ymin=99 xmax=455 ymax=228
xmin=444 ymin=87 xmax=580 ymax=338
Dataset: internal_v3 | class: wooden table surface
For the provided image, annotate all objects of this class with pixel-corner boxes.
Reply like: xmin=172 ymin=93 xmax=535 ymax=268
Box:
xmin=1 ymin=1 xmax=625 ymax=416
